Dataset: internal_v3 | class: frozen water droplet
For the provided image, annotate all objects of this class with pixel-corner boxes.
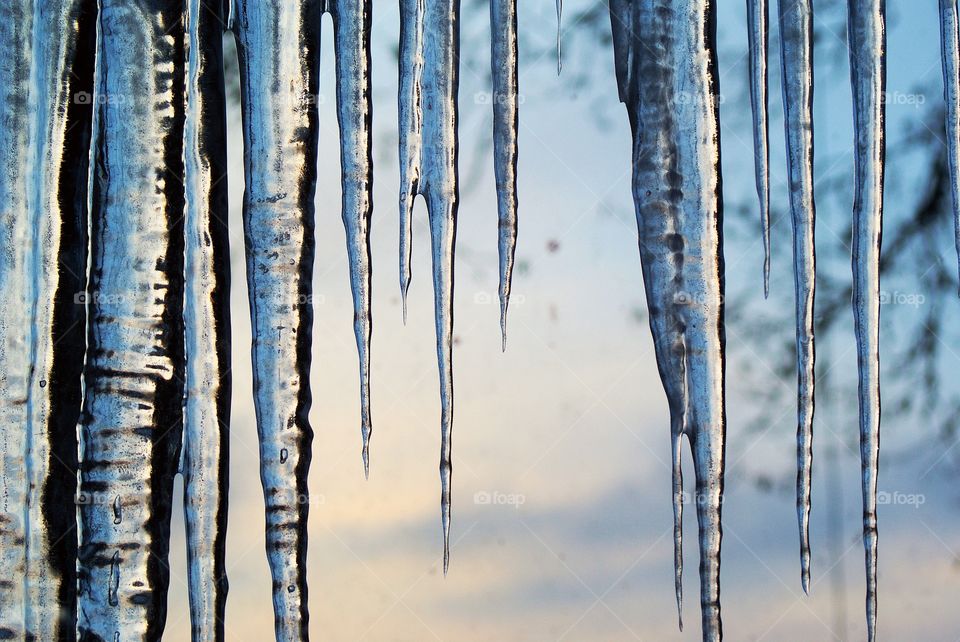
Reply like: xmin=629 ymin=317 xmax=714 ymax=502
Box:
xmin=108 ymin=552 xmax=120 ymax=607
xmin=112 ymin=496 xmax=122 ymax=525
xmin=279 ymin=448 xmax=288 ymax=464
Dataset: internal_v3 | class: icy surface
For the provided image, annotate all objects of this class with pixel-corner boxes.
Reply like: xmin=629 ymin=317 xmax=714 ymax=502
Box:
xmin=848 ymin=2 xmax=885 ymax=639
xmin=77 ymin=2 xmax=187 ymax=638
xmin=399 ymin=0 xmax=460 ymax=572
xmin=941 ymin=0 xmax=960 ymax=284
xmin=609 ymin=2 xmax=727 ymax=639
xmin=778 ymin=0 xmax=817 ymax=593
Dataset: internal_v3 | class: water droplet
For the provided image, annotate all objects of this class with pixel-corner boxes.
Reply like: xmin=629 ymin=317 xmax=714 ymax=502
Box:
xmin=279 ymin=448 xmax=288 ymax=463
xmin=39 ymin=379 xmax=46 ymax=388
xmin=287 ymin=584 xmax=295 ymax=593
xmin=113 ymin=496 xmax=122 ymax=524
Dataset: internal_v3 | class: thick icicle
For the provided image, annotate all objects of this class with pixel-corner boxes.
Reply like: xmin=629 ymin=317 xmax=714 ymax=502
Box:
xmin=0 ymin=2 xmax=94 ymax=638
xmin=398 ymin=0 xmax=460 ymax=573
xmin=183 ymin=0 xmax=231 ymax=638
xmin=609 ymin=2 xmax=727 ymax=639
xmin=233 ymin=1 xmax=320 ymax=637
xmin=847 ymin=2 xmax=885 ymax=639
xmin=778 ymin=0 xmax=817 ymax=594
xmin=747 ymin=0 xmax=771 ymax=297
xmin=490 ymin=0 xmax=519 ymax=350
xmin=329 ymin=0 xmax=374 ymax=476
xmin=77 ymin=1 xmax=187 ymax=638
xmin=940 ymin=0 xmax=960 ymax=285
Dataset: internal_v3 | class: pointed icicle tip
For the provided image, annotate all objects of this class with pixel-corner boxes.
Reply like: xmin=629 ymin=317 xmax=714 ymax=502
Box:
xmin=362 ymin=443 xmax=370 ymax=480
xmin=499 ymin=300 xmax=508 ymax=352
xmin=401 ymin=287 xmax=409 ymax=326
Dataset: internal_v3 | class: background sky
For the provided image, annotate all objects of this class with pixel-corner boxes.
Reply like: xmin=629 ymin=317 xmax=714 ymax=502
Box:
xmin=160 ymin=1 xmax=960 ymax=639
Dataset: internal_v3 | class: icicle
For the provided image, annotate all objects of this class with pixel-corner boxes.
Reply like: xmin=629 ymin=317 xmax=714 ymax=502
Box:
xmin=0 ymin=3 xmax=37 ymax=637
xmin=941 ymin=0 xmax=960 ymax=288
xmin=21 ymin=1 xmax=96 ymax=638
xmin=329 ymin=0 xmax=374 ymax=476
xmin=77 ymin=2 xmax=187 ymax=639
xmin=555 ymin=0 xmax=563 ymax=74
xmin=609 ymin=2 xmax=726 ymax=639
xmin=747 ymin=0 xmax=771 ymax=297
xmin=490 ymin=0 xmax=519 ymax=351
xmin=233 ymin=1 xmax=320 ymax=637
xmin=183 ymin=0 xmax=231 ymax=639
xmin=778 ymin=0 xmax=817 ymax=594
xmin=398 ymin=0 xmax=424 ymax=322
xmin=398 ymin=0 xmax=460 ymax=573
xmin=847 ymin=2 xmax=885 ymax=639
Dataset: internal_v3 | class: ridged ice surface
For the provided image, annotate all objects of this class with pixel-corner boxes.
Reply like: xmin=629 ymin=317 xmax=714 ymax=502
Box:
xmin=490 ymin=0 xmax=519 ymax=350
xmin=848 ymin=2 xmax=885 ymax=639
xmin=233 ymin=1 xmax=320 ymax=637
xmin=183 ymin=0 xmax=231 ymax=639
xmin=747 ymin=0 xmax=771 ymax=297
xmin=399 ymin=0 xmax=460 ymax=573
xmin=609 ymin=1 xmax=727 ymax=639
xmin=77 ymin=2 xmax=186 ymax=639
xmin=941 ymin=0 xmax=960 ymax=282
xmin=329 ymin=0 xmax=374 ymax=476
xmin=778 ymin=0 xmax=817 ymax=594
xmin=0 ymin=2 xmax=94 ymax=639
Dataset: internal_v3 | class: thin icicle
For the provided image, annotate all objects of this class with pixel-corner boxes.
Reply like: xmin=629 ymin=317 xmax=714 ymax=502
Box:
xmin=77 ymin=2 xmax=187 ymax=638
xmin=329 ymin=0 xmax=374 ymax=477
xmin=490 ymin=0 xmax=519 ymax=351
xmin=609 ymin=1 xmax=727 ymax=639
xmin=183 ymin=0 xmax=231 ymax=639
xmin=556 ymin=0 xmax=563 ymax=74
xmin=848 ymin=1 xmax=885 ymax=639
xmin=399 ymin=0 xmax=424 ymax=323
xmin=233 ymin=1 xmax=320 ymax=637
xmin=747 ymin=0 xmax=771 ymax=298
xmin=398 ymin=0 xmax=460 ymax=573
xmin=778 ymin=0 xmax=817 ymax=594
xmin=941 ymin=0 xmax=960 ymax=287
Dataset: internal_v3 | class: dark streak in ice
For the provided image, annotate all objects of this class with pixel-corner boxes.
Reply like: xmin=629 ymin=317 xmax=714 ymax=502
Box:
xmin=609 ymin=1 xmax=727 ymax=639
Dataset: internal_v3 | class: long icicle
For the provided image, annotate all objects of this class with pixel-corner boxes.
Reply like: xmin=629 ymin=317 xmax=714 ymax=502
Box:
xmin=847 ymin=1 xmax=885 ymax=639
xmin=23 ymin=1 xmax=96 ymax=638
xmin=778 ymin=0 xmax=817 ymax=594
xmin=329 ymin=0 xmax=375 ymax=477
xmin=398 ymin=0 xmax=460 ymax=573
xmin=183 ymin=0 xmax=231 ymax=638
xmin=233 ymin=1 xmax=320 ymax=637
xmin=555 ymin=0 xmax=563 ymax=74
xmin=609 ymin=1 xmax=727 ymax=638
xmin=77 ymin=1 xmax=187 ymax=638
xmin=0 ymin=3 xmax=36 ymax=635
xmin=747 ymin=0 xmax=771 ymax=297
xmin=940 ymin=0 xmax=960 ymax=286
xmin=490 ymin=0 xmax=519 ymax=351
